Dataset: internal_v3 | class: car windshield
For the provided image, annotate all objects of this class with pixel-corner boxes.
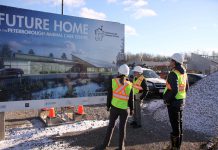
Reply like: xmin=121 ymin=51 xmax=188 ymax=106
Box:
xmin=143 ymin=70 xmax=160 ymax=78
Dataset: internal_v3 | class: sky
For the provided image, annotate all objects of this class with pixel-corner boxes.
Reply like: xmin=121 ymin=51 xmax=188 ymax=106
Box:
xmin=0 ymin=0 xmax=218 ymax=56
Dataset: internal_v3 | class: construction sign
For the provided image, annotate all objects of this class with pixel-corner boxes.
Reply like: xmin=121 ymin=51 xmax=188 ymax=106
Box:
xmin=0 ymin=5 xmax=125 ymax=112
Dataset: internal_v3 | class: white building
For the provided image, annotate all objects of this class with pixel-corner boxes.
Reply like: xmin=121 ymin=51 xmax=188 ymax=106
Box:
xmin=187 ymin=53 xmax=218 ymax=74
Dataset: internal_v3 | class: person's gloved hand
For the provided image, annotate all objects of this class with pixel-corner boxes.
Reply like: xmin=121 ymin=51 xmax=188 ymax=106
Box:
xmin=139 ymin=96 xmax=144 ymax=104
xmin=163 ymin=91 xmax=171 ymax=106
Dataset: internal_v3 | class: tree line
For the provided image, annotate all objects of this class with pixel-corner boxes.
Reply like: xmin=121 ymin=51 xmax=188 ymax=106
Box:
xmin=0 ymin=44 xmax=68 ymax=59
xmin=126 ymin=51 xmax=218 ymax=62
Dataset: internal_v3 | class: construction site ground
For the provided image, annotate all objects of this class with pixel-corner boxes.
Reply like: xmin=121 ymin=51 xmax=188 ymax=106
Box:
xmin=4 ymin=99 xmax=218 ymax=150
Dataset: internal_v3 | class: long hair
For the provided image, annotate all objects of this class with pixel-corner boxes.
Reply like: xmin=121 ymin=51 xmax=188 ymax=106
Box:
xmin=171 ymin=59 xmax=181 ymax=68
xmin=119 ymin=75 xmax=126 ymax=85
xmin=175 ymin=61 xmax=181 ymax=67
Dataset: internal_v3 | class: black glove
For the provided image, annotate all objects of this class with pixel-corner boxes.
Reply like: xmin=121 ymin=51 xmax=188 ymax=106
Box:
xmin=139 ymin=96 xmax=144 ymax=104
xmin=163 ymin=91 xmax=171 ymax=105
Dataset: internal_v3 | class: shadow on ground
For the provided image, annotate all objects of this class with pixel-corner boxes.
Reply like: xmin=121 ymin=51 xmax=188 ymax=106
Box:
xmin=52 ymin=115 xmax=209 ymax=150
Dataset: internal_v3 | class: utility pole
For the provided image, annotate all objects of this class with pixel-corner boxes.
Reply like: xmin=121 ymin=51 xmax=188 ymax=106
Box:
xmin=62 ymin=0 xmax=64 ymax=15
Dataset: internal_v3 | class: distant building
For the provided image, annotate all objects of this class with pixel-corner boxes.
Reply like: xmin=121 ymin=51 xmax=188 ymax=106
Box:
xmin=127 ymin=59 xmax=169 ymax=69
xmin=187 ymin=53 xmax=218 ymax=74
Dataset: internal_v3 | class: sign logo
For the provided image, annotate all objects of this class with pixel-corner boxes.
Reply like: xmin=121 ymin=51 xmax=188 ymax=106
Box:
xmin=95 ymin=26 xmax=119 ymax=41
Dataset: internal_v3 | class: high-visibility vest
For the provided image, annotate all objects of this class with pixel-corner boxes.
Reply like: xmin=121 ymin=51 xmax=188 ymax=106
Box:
xmin=163 ymin=70 xmax=187 ymax=100
xmin=111 ymin=78 xmax=132 ymax=109
xmin=133 ymin=75 xmax=144 ymax=95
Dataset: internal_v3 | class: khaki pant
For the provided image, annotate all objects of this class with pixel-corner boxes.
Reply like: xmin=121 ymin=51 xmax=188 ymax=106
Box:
xmin=133 ymin=93 xmax=142 ymax=126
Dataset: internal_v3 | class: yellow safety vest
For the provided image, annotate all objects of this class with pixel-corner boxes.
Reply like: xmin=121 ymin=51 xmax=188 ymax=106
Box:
xmin=163 ymin=70 xmax=187 ymax=100
xmin=133 ymin=75 xmax=144 ymax=95
xmin=111 ymin=78 xmax=132 ymax=109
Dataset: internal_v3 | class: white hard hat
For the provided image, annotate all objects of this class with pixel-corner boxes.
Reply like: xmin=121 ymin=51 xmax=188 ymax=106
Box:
xmin=118 ymin=64 xmax=130 ymax=76
xmin=171 ymin=53 xmax=184 ymax=64
xmin=133 ymin=66 xmax=143 ymax=74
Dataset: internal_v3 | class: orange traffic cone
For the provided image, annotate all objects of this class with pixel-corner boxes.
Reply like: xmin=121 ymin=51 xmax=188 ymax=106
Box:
xmin=77 ymin=105 xmax=85 ymax=115
xmin=48 ymin=108 xmax=56 ymax=118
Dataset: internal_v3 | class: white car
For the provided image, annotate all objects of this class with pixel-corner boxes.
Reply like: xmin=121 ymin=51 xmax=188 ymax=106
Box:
xmin=142 ymin=68 xmax=166 ymax=97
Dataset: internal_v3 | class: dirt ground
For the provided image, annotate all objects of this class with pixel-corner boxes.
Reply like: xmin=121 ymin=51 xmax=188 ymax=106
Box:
xmin=4 ymin=100 xmax=218 ymax=150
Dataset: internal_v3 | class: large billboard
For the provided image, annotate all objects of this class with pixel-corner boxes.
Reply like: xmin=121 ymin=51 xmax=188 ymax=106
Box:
xmin=0 ymin=5 xmax=125 ymax=112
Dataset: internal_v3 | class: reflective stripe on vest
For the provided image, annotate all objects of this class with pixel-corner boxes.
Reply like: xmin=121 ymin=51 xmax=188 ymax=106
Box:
xmin=163 ymin=70 xmax=187 ymax=100
xmin=133 ymin=75 xmax=144 ymax=95
xmin=111 ymin=78 xmax=132 ymax=109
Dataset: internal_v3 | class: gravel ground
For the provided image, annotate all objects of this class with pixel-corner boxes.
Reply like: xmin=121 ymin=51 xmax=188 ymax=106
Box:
xmin=3 ymin=100 xmax=216 ymax=150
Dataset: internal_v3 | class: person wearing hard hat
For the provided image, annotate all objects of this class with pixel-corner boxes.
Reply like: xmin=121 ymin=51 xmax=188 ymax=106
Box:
xmin=99 ymin=64 xmax=133 ymax=150
xmin=131 ymin=66 xmax=148 ymax=128
xmin=163 ymin=53 xmax=189 ymax=150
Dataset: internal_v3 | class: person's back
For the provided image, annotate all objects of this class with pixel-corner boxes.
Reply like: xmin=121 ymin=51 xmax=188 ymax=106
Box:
xmin=99 ymin=64 xmax=133 ymax=150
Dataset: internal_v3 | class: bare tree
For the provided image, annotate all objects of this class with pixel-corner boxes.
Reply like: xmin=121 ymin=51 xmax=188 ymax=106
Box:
xmin=17 ymin=50 xmax=23 ymax=54
xmin=126 ymin=52 xmax=169 ymax=62
xmin=61 ymin=53 xmax=67 ymax=59
xmin=49 ymin=53 xmax=54 ymax=58
xmin=28 ymin=49 xmax=35 ymax=55
xmin=0 ymin=44 xmax=12 ymax=58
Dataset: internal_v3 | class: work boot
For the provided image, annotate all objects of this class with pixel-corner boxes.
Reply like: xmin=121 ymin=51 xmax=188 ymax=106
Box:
xmin=162 ymin=134 xmax=174 ymax=150
xmin=170 ymin=133 xmax=174 ymax=148
xmin=171 ymin=135 xmax=180 ymax=150
xmin=179 ymin=134 xmax=183 ymax=149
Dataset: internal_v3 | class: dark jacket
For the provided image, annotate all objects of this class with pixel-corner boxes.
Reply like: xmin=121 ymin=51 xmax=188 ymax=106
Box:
xmin=107 ymin=75 xmax=134 ymax=111
xmin=163 ymin=64 xmax=189 ymax=107
xmin=133 ymin=76 xmax=149 ymax=100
